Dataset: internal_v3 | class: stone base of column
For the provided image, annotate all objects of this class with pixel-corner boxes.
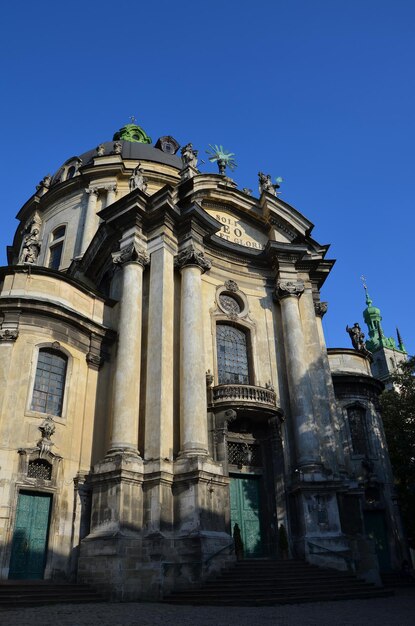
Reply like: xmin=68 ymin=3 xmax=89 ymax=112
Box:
xmin=78 ymin=457 xmax=234 ymax=601
xmin=86 ymin=452 xmax=144 ymax=537
xmin=177 ymin=448 xmax=209 ymax=458
xmin=289 ymin=481 xmax=381 ymax=586
xmin=78 ymin=529 xmax=234 ymax=600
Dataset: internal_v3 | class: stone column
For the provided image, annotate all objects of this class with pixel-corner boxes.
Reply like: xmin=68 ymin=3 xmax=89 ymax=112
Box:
xmin=176 ymin=248 xmax=211 ymax=456
xmin=108 ymin=242 xmax=149 ymax=456
xmin=299 ymin=288 xmax=343 ymax=471
xmin=313 ymin=300 xmax=346 ymax=470
xmin=275 ymin=279 xmax=321 ymax=469
xmin=105 ymin=184 xmax=117 ymax=207
xmin=144 ymin=242 xmax=174 ymax=460
xmin=80 ymin=187 xmax=99 ymax=254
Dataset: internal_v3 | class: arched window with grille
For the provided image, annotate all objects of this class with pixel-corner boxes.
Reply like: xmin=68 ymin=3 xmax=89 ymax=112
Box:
xmin=347 ymin=405 xmax=368 ymax=456
xmin=31 ymin=349 xmax=68 ymax=416
xmin=216 ymin=324 xmax=250 ymax=385
xmin=48 ymin=226 xmax=66 ymax=270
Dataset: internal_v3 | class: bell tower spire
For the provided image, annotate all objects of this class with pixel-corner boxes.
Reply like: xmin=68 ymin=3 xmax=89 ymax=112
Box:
xmin=360 ymin=277 xmax=407 ymax=387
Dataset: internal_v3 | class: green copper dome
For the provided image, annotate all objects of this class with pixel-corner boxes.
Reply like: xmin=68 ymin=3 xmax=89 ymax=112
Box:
xmin=362 ymin=286 xmax=405 ymax=353
xmin=113 ymin=123 xmax=152 ymax=144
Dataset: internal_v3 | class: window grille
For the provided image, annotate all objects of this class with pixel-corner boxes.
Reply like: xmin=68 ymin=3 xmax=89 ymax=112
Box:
xmin=227 ymin=441 xmax=261 ymax=467
xmin=347 ymin=406 xmax=368 ymax=455
xmin=216 ymin=325 xmax=249 ymax=384
xmin=27 ymin=459 xmax=52 ymax=480
xmin=219 ymin=294 xmax=241 ymax=315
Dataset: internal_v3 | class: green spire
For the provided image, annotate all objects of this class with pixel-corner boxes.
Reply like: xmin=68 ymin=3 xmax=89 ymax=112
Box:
xmin=361 ymin=280 xmax=406 ymax=353
xmin=113 ymin=120 xmax=152 ymax=144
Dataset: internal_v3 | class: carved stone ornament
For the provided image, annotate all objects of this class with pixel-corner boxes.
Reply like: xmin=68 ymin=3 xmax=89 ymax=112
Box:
xmin=113 ymin=141 xmax=122 ymax=155
xmin=37 ymin=415 xmax=56 ymax=457
xmin=275 ymin=279 xmax=305 ymax=300
xmin=86 ymin=352 xmax=104 ymax=370
xmin=129 ymin=163 xmax=148 ymax=193
xmin=86 ymin=187 xmax=99 ymax=197
xmin=0 ymin=329 xmax=19 ymax=342
xmin=258 ymin=172 xmax=276 ymax=196
xmin=96 ymin=144 xmax=105 ymax=156
xmin=19 ymin=213 xmax=42 ymax=265
xmin=206 ymin=370 xmax=214 ymax=387
xmin=181 ymin=143 xmax=198 ymax=169
xmin=112 ymin=242 xmax=150 ymax=267
xmin=224 ymin=279 xmax=238 ymax=292
xmin=175 ymin=247 xmax=212 ymax=273
xmin=36 ymin=174 xmax=51 ymax=194
xmin=314 ymin=301 xmax=328 ymax=318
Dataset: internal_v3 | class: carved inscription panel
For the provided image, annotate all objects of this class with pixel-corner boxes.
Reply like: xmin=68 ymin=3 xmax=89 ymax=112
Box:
xmin=207 ymin=209 xmax=268 ymax=250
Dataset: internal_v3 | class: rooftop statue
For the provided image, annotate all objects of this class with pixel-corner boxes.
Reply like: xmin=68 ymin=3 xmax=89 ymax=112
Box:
xmin=258 ymin=172 xmax=283 ymax=196
xmin=113 ymin=122 xmax=152 ymax=144
xmin=206 ymin=145 xmax=237 ymax=176
xmin=129 ymin=163 xmax=148 ymax=193
xmin=181 ymin=143 xmax=198 ymax=169
xmin=346 ymin=322 xmax=372 ymax=359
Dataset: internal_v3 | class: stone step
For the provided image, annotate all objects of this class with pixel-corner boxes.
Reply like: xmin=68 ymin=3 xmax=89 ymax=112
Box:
xmin=0 ymin=582 xmax=106 ymax=607
xmin=164 ymin=559 xmax=393 ymax=606
xmin=166 ymin=589 xmax=392 ymax=606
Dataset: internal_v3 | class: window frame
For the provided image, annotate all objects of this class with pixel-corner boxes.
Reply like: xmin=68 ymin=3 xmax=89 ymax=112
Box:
xmin=345 ymin=402 xmax=370 ymax=457
xmin=26 ymin=343 xmax=71 ymax=422
xmin=47 ymin=225 xmax=66 ymax=270
xmin=215 ymin=322 xmax=253 ymax=386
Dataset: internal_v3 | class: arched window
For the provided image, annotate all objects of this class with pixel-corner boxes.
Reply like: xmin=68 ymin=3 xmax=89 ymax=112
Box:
xmin=347 ymin=405 xmax=368 ymax=455
xmin=66 ymin=166 xmax=76 ymax=180
xmin=48 ymin=226 xmax=66 ymax=270
xmin=31 ymin=349 xmax=67 ymax=416
xmin=216 ymin=324 xmax=250 ymax=385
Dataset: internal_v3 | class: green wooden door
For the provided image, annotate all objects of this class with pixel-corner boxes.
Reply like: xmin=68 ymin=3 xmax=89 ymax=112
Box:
xmin=364 ymin=511 xmax=391 ymax=572
xmin=9 ymin=492 xmax=52 ymax=579
xmin=230 ymin=476 xmax=263 ymax=558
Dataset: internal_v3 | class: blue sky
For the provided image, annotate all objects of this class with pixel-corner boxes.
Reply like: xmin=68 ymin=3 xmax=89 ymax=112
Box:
xmin=1 ymin=0 xmax=414 ymax=351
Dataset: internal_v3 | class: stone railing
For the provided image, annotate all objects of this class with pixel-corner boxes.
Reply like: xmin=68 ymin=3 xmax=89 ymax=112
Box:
xmin=211 ymin=384 xmax=277 ymax=408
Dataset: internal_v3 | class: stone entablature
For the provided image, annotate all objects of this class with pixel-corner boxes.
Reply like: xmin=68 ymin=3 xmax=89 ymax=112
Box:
xmin=328 ymin=348 xmax=372 ymax=377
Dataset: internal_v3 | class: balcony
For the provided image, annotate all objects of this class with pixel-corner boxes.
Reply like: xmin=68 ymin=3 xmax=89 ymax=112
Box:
xmin=209 ymin=384 xmax=278 ymax=411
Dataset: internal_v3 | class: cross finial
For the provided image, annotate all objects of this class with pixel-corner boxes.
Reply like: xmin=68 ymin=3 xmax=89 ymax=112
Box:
xmin=129 ymin=115 xmax=136 ymax=124
xmin=360 ymin=275 xmax=367 ymax=290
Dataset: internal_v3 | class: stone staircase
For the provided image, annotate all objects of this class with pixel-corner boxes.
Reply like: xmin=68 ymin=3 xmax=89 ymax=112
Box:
xmin=0 ymin=580 xmax=106 ymax=608
xmin=381 ymin=571 xmax=415 ymax=588
xmin=165 ymin=559 xmax=393 ymax=606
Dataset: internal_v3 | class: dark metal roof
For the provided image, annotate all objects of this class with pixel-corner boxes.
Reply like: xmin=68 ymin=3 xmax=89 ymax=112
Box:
xmin=79 ymin=141 xmax=183 ymax=169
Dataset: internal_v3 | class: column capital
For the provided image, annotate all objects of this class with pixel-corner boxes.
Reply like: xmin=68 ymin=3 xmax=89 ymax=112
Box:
xmin=314 ymin=301 xmax=328 ymax=318
xmin=112 ymin=242 xmax=149 ymax=268
xmin=175 ymin=247 xmax=211 ymax=273
xmin=85 ymin=186 xmax=100 ymax=196
xmin=274 ymin=279 xmax=304 ymax=301
xmin=104 ymin=184 xmax=117 ymax=192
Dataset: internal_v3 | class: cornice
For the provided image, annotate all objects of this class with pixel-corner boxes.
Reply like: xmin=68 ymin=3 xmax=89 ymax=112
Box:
xmin=0 ymin=296 xmax=116 ymax=342
xmin=0 ymin=265 xmax=116 ymax=305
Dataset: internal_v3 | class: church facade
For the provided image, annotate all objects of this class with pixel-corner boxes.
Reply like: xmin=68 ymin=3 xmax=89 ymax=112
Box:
xmin=0 ymin=124 xmax=407 ymax=599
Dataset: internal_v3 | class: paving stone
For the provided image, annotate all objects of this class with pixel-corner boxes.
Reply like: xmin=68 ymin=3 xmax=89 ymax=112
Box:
xmin=0 ymin=589 xmax=414 ymax=626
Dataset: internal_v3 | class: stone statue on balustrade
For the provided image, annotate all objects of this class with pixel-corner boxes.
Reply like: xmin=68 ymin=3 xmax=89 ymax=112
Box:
xmin=346 ymin=322 xmax=372 ymax=359
xmin=181 ymin=143 xmax=198 ymax=169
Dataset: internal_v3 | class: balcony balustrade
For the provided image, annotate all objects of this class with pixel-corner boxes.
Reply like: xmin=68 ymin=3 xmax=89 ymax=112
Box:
xmin=210 ymin=383 xmax=277 ymax=409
